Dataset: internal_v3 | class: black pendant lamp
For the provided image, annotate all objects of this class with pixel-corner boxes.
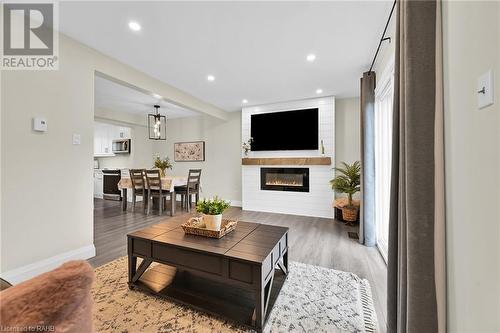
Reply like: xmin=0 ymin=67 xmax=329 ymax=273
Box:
xmin=148 ymin=104 xmax=166 ymax=140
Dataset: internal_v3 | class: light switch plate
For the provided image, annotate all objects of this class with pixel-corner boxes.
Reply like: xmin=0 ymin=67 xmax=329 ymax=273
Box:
xmin=72 ymin=134 xmax=81 ymax=145
xmin=478 ymin=70 xmax=494 ymax=109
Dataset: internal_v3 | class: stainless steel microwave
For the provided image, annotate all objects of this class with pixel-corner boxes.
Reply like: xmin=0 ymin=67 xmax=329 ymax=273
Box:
xmin=112 ymin=139 xmax=131 ymax=154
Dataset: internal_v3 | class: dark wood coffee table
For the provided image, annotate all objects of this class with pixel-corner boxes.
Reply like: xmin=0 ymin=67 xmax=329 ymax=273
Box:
xmin=127 ymin=218 xmax=289 ymax=332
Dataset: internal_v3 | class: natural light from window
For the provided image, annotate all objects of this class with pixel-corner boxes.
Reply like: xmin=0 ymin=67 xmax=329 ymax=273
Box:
xmin=374 ymin=58 xmax=394 ymax=263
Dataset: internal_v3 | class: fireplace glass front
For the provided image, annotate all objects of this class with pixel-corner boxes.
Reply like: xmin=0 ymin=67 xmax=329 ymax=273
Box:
xmin=260 ymin=168 xmax=310 ymax=192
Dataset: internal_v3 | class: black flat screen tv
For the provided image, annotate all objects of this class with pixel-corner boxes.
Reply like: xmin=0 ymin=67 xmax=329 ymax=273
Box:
xmin=250 ymin=108 xmax=319 ymax=151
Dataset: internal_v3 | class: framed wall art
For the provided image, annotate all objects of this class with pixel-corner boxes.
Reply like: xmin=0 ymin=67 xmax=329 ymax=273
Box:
xmin=174 ymin=141 xmax=205 ymax=162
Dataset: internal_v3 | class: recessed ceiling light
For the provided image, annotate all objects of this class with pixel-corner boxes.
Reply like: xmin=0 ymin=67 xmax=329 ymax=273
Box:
xmin=242 ymin=99 xmax=248 ymax=104
xmin=316 ymin=89 xmax=323 ymax=94
xmin=128 ymin=21 xmax=141 ymax=32
xmin=152 ymin=93 xmax=162 ymax=99
xmin=306 ymin=54 xmax=316 ymax=62
xmin=207 ymin=75 xmax=215 ymax=82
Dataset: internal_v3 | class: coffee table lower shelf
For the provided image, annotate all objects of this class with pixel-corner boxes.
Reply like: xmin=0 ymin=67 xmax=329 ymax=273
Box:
xmin=129 ymin=264 xmax=287 ymax=331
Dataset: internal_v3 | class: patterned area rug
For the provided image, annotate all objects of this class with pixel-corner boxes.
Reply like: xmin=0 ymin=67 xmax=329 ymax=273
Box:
xmin=92 ymin=257 xmax=378 ymax=333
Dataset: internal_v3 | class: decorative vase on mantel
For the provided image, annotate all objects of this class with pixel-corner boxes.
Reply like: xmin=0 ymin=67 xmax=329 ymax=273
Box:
xmin=242 ymin=138 xmax=254 ymax=157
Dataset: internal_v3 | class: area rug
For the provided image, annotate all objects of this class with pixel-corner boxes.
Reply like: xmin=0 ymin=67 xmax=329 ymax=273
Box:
xmin=92 ymin=257 xmax=378 ymax=333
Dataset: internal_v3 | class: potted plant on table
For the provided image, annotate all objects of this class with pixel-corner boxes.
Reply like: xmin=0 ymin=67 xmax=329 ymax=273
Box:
xmin=153 ymin=154 xmax=173 ymax=177
xmin=196 ymin=196 xmax=231 ymax=231
xmin=330 ymin=161 xmax=361 ymax=223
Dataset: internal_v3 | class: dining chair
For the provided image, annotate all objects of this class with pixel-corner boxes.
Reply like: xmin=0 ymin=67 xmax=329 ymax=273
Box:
xmin=145 ymin=169 xmax=171 ymax=215
xmin=129 ymin=169 xmax=147 ymax=213
xmin=175 ymin=169 xmax=202 ymax=212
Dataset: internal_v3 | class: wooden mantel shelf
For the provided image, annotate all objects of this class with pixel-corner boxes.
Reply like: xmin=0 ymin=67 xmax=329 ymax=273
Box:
xmin=241 ymin=157 xmax=332 ymax=166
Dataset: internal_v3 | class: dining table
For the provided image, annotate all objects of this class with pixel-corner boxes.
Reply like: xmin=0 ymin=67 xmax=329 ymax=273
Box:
xmin=118 ymin=175 xmax=188 ymax=216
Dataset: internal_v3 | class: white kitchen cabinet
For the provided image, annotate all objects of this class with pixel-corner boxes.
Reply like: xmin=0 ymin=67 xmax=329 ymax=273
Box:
xmin=94 ymin=170 xmax=103 ymax=199
xmin=94 ymin=122 xmax=131 ymax=157
xmin=94 ymin=122 xmax=111 ymax=156
xmin=115 ymin=126 xmax=131 ymax=139
xmin=102 ymin=124 xmax=112 ymax=154
xmin=94 ymin=123 xmax=102 ymax=154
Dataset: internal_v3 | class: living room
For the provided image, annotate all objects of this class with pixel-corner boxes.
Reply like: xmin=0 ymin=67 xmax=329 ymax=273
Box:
xmin=1 ymin=1 xmax=499 ymax=333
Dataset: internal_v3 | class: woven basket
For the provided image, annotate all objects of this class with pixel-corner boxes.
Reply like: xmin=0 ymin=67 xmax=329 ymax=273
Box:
xmin=342 ymin=207 xmax=358 ymax=222
xmin=181 ymin=217 xmax=238 ymax=239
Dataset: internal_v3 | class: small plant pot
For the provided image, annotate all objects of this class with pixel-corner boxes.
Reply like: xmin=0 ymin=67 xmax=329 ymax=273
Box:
xmin=203 ymin=214 xmax=222 ymax=231
xmin=342 ymin=207 xmax=358 ymax=222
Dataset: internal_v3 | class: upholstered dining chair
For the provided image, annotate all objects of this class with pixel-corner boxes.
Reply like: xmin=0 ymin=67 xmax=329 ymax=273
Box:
xmin=175 ymin=169 xmax=202 ymax=212
xmin=145 ymin=169 xmax=171 ymax=215
xmin=129 ymin=169 xmax=147 ymax=213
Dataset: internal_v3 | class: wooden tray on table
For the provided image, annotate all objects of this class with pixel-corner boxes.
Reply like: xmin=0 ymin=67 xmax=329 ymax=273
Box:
xmin=181 ymin=217 xmax=238 ymax=239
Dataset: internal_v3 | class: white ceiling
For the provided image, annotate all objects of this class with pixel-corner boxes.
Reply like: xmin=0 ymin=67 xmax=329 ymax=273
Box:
xmin=94 ymin=75 xmax=200 ymax=119
xmin=61 ymin=1 xmax=394 ymax=112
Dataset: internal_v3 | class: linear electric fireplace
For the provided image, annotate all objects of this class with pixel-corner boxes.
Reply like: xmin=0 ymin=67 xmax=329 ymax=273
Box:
xmin=260 ymin=168 xmax=310 ymax=192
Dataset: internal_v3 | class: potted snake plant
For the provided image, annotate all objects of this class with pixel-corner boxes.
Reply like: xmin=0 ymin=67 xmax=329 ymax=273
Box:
xmin=196 ymin=196 xmax=231 ymax=231
xmin=330 ymin=161 xmax=361 ymax=222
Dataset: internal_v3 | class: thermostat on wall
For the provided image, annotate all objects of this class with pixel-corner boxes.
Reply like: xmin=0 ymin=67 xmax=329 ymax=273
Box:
xmin=33 ymin=117 xmax=48 ymax=132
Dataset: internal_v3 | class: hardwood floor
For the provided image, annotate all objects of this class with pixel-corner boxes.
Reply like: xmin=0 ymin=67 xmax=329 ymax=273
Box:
xmin=91 ymin=198 xmax=387 ymax=332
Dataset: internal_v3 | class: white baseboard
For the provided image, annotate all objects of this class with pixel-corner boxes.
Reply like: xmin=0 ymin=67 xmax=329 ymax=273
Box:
xmin=179 ymin=195 xmax=242 ymax=207
xmin=0 ymin=244 xmax=96 ymax=285
xmin=125 ymin=196 xmax=242 ymax=207
xmin=230 ymin=200 xmax=242 ymax=207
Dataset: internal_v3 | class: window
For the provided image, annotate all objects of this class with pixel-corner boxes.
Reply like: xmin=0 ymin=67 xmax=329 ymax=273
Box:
xmin=374 ymin=58 xmax=394 ymax=263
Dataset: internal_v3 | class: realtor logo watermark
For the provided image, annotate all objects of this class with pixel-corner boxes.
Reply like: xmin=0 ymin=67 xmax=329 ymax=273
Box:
xmin=1 ymin=2 xmax=59 ymax=70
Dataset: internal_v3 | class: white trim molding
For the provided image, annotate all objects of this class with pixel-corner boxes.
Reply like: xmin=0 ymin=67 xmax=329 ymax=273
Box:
xmin=230 ymin=200 xmax=242 ymax=207
xmin=0 ymin=244 xmax=96 ymax=285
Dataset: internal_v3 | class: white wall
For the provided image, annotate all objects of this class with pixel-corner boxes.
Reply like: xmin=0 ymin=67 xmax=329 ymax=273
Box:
xmin=0 ymin=34 xmax=227 ymax=282
xmin=164 ymin=112 xmax=242 ymax=205
xmin=335 ymin=97 xmax=360 ymax=167
xmin=335 ymin=97 xmax=360 ymax=199
xmin=443 ymin=1 xmax=500 ymax=332
xmin=242 ymin=97 xmax=335 ymax=218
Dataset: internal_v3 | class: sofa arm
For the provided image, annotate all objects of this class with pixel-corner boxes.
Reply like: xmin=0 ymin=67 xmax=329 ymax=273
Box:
xmin=0 ymin=260 xmax=95 ymax=333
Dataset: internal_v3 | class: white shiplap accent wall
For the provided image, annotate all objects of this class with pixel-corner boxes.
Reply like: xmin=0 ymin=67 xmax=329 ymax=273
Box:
xmin=242 ymin=97 xmax=335 ymax=218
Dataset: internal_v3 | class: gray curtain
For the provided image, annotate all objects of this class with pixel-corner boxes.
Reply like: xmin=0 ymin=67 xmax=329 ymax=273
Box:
xmin=359 ymin=72 xmax=377 ymax=246
xmin=387 ymin=0 xmax=446 ymax=332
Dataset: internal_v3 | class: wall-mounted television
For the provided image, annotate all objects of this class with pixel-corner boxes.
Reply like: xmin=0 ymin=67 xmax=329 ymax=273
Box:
xmin=250 ymin=108 xmax=319 ymax=151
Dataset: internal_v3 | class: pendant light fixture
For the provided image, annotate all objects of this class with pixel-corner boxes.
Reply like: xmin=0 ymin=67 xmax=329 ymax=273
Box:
xmin=148 ymin=104 xmax=166 ymax=140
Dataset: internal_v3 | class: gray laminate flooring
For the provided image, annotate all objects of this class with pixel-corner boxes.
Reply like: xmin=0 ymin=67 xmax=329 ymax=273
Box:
xmin=90 ymin=198 xmax=387 ymax=332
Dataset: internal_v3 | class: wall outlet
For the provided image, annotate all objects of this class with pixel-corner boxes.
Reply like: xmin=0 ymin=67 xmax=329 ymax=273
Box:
xmin=478 ymin=70 xmax=494 ymax=109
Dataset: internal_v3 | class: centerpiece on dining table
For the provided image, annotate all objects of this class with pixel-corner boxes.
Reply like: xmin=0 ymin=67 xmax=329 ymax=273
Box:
xmin=181 ymin=196 xmax=238 ymax=238
xmin=153 ymin=154 xmax=173 ymax=177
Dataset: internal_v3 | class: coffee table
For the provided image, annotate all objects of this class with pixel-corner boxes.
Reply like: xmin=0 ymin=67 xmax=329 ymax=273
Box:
xmin=127 ymin=218 xmax=289 ymax=332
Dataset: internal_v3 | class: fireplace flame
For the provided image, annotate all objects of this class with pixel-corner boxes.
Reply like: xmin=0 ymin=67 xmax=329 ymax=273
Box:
xmin=265 ymin=179 xmax=303 ymax=187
